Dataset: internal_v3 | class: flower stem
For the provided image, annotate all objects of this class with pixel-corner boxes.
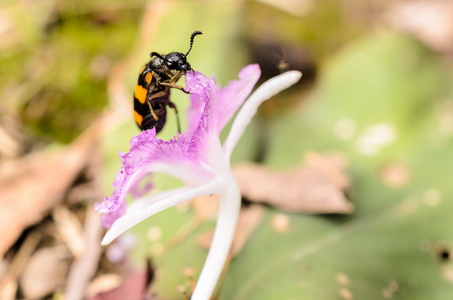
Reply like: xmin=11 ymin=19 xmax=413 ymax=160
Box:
xmin=191 ymin=180 xmax=241 ymax=300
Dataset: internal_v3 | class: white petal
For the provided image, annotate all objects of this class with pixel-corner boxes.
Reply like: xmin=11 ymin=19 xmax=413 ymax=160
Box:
xmin=101 ymin=179 xmax=223 ymax=245
xmin=223 ymin=71 xmax=302 ymax=161
xmin=126 ymin=186 xmax=191 ymax=213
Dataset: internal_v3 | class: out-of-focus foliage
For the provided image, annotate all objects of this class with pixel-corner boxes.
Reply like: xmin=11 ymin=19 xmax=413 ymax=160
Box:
xmin=221 ymin=33 xmax=453 ymax=299
xmin=0 ymin=0 xmax=141 ymax=143
xmin=246 ymin=0 xmax=360 ymax=62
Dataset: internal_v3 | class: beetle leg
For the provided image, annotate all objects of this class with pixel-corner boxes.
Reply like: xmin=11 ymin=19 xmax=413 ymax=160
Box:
xmin=159 ymin=82 xmax=190 ymax=94
xmin=147 ymin=89 xmax=168 ymax=99
xmin=169 ymin=71 xmax=182 ymax=83
xmin=168 ymin=101 xmax=181 ymax=133
xmin=146 ymin=101 xmax=159 ymax=121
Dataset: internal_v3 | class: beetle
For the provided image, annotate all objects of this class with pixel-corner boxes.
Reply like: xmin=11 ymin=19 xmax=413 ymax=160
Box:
xmin=133 ymin=30 xmax=203 ymax=133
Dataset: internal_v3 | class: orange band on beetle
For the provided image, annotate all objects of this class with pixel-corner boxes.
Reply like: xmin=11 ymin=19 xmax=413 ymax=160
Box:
xmin=133 ymin=110 xmax=144 ymax=126
xmin=134 ymin=85 xmax=148 ymax=104
xmin=145 ymin=72 xmax=152 ymax=84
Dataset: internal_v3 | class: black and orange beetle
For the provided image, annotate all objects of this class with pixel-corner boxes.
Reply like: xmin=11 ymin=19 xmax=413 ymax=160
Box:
xmin=133 ymin=30 xmax=203 ymax=133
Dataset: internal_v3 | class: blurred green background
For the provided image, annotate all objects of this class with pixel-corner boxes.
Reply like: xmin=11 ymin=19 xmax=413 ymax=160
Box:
xmin=1 ymin=0 xmax=453 ymax=299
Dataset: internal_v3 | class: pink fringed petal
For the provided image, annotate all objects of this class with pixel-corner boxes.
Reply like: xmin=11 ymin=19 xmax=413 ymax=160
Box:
xmin=97 ymin=196 xmax=126 ymax=228
xmin=185 ymin=65 xmax=261 ymax=135
xmin=185 ymin=71 xmax=217 ymax=136
xmin=215 ymin=64 xmax=261 ymax=133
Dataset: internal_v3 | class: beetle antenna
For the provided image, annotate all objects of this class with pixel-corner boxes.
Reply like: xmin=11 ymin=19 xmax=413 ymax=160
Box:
xmin=185 ymin=31 xmax=203 ymax=57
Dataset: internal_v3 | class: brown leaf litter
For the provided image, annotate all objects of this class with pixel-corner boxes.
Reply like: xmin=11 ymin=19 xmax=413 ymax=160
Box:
xmin=233 ymin=152 xmax=353 ymax=214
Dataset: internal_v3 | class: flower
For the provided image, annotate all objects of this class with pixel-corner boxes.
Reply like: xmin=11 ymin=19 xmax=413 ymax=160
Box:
xmin=95 ymin=64 xmax=302 ymax=299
